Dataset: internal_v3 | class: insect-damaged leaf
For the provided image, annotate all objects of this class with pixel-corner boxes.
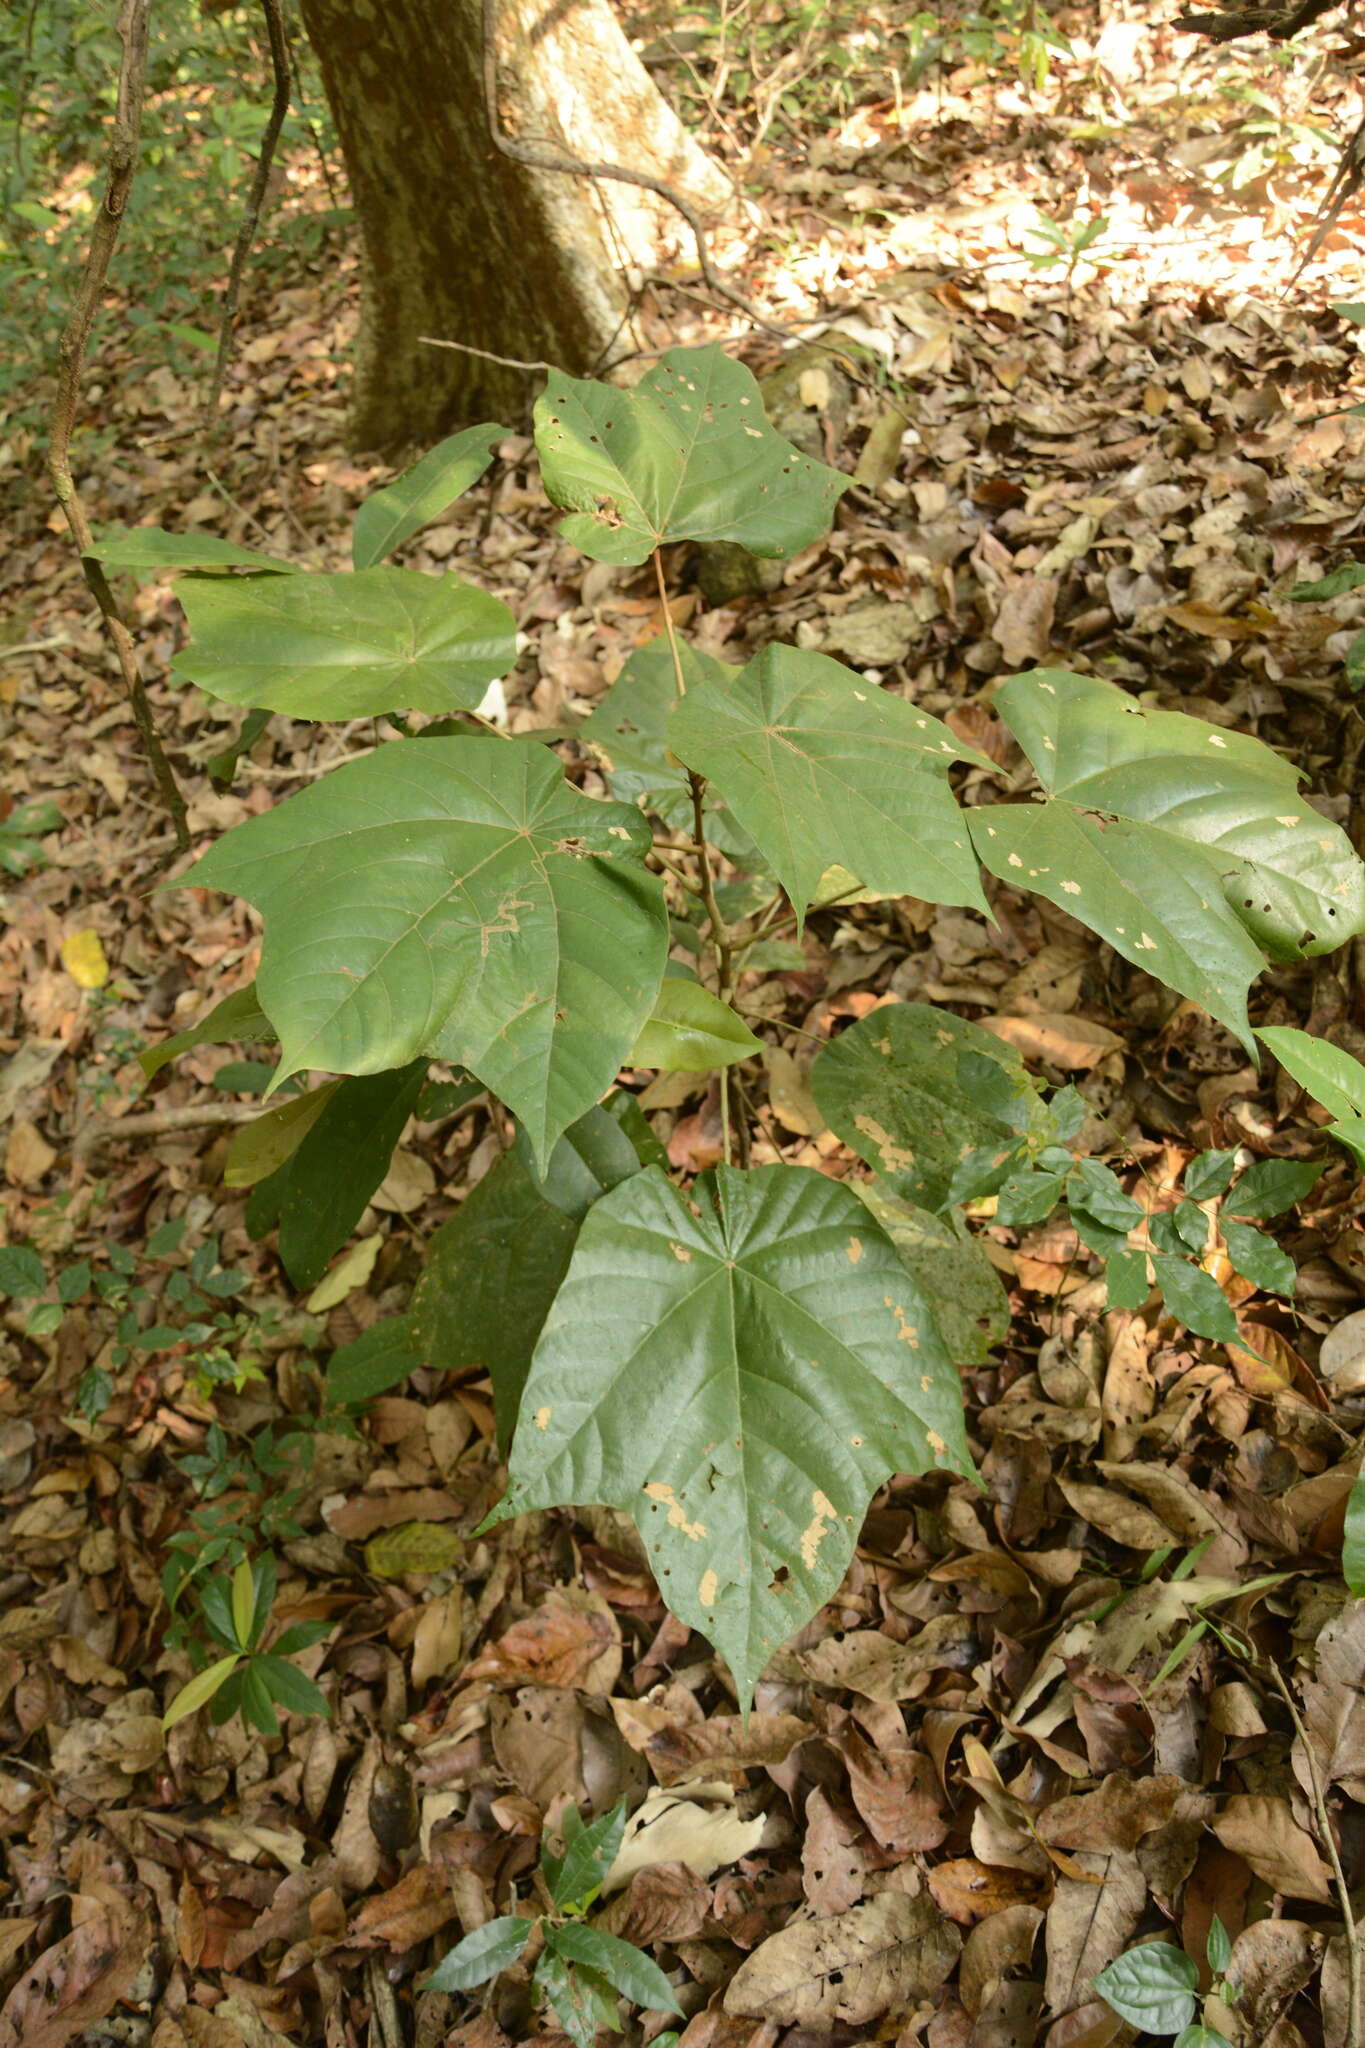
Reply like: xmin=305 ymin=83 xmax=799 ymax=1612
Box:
xmin=493 ymin=1163 xmax=972 ymax=1708
xmin=535 ymin=343 xmax=849 ymax=567
xmin=180 ymin=737 xmax=668 ymax=1169
xmin=969 ymin=670 xmax=1365 ymax=1051
xmin=812 ymin=1003 xmax=1053 ymax=1211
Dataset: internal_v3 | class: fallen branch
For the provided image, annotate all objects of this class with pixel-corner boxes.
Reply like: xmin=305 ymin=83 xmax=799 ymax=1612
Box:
xmin=74 ymin=1101 xmax=262 ymax=1167
xmin=46 ymin=0 xmax=189 ymax=853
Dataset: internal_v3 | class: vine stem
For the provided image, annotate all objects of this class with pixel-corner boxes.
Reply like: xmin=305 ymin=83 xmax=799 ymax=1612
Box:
xmin=47 ymin=0 xmax=189 ymax=854
xmin=1260 ymin=1655 xmax=1360 ymax=2048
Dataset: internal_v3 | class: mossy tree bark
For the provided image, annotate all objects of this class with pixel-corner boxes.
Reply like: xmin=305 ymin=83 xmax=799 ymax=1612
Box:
xmin=297 ymin=0 xmax=729 ymax=452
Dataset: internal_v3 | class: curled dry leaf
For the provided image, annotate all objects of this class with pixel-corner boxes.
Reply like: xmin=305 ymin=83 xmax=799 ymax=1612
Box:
xmin=723 ymin=1890 xmax=961 ymax=2026
xmin=603 ymin=1784 xmax=765 ymax=1892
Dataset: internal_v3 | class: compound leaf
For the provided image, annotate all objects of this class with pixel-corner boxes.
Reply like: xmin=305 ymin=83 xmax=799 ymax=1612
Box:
xmin=535 ymin=344 xmax=849 ymax=567
xmin=495 ymin=1163 xmax=972 ymax=1708
xmin=669 ymin=645 xmax=987 ymax=923
xmin=970 ymin=670 xmax=1365 ymax=1051
xmin=173 ymin=566 xmax=516 ymax=718
xmin=353 ymin=423 xmax=504 ymax=568
xmin=812 ymin=1003 xmax=1053 ymax=1212
xmin=182 ymin=737 xmax=667 ymax=1169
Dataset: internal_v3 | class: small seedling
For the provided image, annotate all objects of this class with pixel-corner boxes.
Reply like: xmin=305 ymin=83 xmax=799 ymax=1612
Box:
xmin=1095 ymin=1917 xmax=1237 ymax=2046
xmin=422 ymin=1801 xmax=682 ymax=2048
xmin=161 ymin=1552 xmax=330 ymax=1735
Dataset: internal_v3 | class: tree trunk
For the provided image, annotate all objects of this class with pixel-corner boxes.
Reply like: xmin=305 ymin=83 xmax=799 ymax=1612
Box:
xmin=297 ymin=0 xmax=729 ymax=452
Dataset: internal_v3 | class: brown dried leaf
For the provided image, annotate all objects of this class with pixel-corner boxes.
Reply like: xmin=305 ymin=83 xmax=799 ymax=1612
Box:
xmin=1043 ymin=1849 xmax=1146 ymax=2017
xmin=1212 ymin=1794 xmax=1332 ymax=1902
xmin=723 ymin=1891 xmax=961 ymax=2026
xmin=0 ymin=1902 xmax=147 ymax=2048
xmin=647 ymin=1713 xmax=811 ymax=1787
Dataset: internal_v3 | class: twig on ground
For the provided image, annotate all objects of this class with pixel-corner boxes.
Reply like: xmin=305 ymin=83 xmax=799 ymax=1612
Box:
xmin=46 ymin=0 xmax=190 ymax=855
xmin=74 ymin=1101 xmax=263 ymax=1167
xmin=0 ymin=635 xmax=74 ymax=658
xmin=204 ymin=0 xmax=292 ymax=424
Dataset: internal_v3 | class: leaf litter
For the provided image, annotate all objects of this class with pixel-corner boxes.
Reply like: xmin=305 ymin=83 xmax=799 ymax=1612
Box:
xmin=3 ymin=4 xmax=1365 ymax=2045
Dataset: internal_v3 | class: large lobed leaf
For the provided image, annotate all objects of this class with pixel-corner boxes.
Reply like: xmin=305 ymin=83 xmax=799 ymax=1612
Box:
xmin=971 ymin=670 xmax=1365 ymax=1049
xmin=495 ymin=1162 xmax=973 ymax=1708
xmin=182 ymin=737 xmax=668 ymax=1167
xmin=535 ymin=344 xmax=849 ymax=567
xmin=172 ymin=566 xmax=516 ymax=719
xmin=668 ymin=644 xmax=987 ymax=922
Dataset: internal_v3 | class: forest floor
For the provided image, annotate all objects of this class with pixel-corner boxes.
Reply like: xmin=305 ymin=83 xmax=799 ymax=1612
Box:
xmin=4 ymin=4 xmax=1365 ymax=2046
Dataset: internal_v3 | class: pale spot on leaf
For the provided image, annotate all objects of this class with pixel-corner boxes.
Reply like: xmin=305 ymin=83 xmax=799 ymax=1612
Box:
xmin=1008 ymin=854 xmax=1024 ymax=869
xmin=534 ymin=1406 xmax=552 ymax=1430
xmin=669 ymin=1241 xmax=692 ymax=1263
xmin=699 ymin=1569 xmax=718 ymax=1608
xmin=847 ymin=1237 xmax=863 ymax=1265
xmin=800 ymin=1491 xmax=837 ymax=1570
xmin=1060 ymin=879 xmax=1081 ymax=895
xmin=854 ymin=1114 xmax=913 ymax=1174
xmin=644 ymin=1481 xmax=707 ymax=1542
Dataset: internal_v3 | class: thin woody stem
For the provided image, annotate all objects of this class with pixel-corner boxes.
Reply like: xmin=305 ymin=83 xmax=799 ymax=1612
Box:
xmin=47 ymin=0 xmax=189 ymax=854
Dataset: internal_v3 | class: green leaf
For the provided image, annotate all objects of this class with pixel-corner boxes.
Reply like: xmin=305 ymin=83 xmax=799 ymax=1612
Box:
xmin=631 ymin=979 xmax=763 ymax=1071
xmin=1226 ymin=1156 xmax=1325 ymax=1219
xmin=1151 ymin=1255 xmax=1240 ymax=1343
xmin=423 ymin=1916 xmax=533 ymax=1993
xmin=544 ymin=1801 xmax=627 ymax=1912
xmin=1326 ymin=1116 xmax=1365 ymax=1169
xmin=352 ymin=423 xmax=504 ymax=569
xmin=1206 ymin=1915 xmax=1232 ymax=1978
xmin=1290 ymin=563 xmax=1365 ymax=601
xmin=1094 ymin=1943 xmax=1198 ymax=2034
xmin=162 ymin=1652 xmax=242 ymax=1730
xmin=545 ymin=1924 xmax=682 ymax=2013
xmin=0 ymin=1246 xmax=47 ymax=1299
xmin=413 ymin=1149 xmax=580 ymax=1453
xmin=1343 ymin=1472 xmax=1365 ymax=1595
xmin=578 ymin=634 xmax=754 ymax=859
xmin=851 ymin=1182 xmax=1009 ymax=1365
xmin=1222 ymin=1218 xmax=1296 ymax=1295
xmin=1257 ymin=1025 xmax=1365 ymax=1121
xmin=89 ymin=526 xmax=294 ymax=574
xmin=970 ymin=670 xmax=1365 ymax=1051
xmin=515 ymin=1103 xmax=650 ymax=1221
xmin=1174 ymin=2030 xmax=1228 ymax=2048
xmin=224 ymin=1080 xmax=340 ymax=1188
xmin=325 ymin=1314 xmax=424 ymax=1406
xmin=139 ymin=983 xmax=276 ymax=1082
xmin=532 ymin=1948 xmax=617 ymax=2048
xmin=1106 ymin=1248 xmax=1151 ymax=1310
xmin=253 ymin=1654 xmax=329 ymax=1720
xmin=414 ymin=1106 xmax=645 ymax=1450
xmin=182 ymin=737 xmax=668 ymax=1169
xmin=668 ymin=644 xmax=987 ymax=923
xmin=495 ymin=1162 xmax=973 ymax=1709
xmin=1069 ymin=1157 xmax=1142 ymax=1232
xmin=535 ymin=343 xmax=849 ymax=567
xmin=172 ymin=566 xmax=516 ymax=719
xmin=1332 ymin=303 xmax=1365 ymax=325
xmin=812 ymin=1003 xmax=1052 ymax=1212
xmin=248 ymin=1062 xmax=429 ymax=1288
xmin=1184 ymin=1148 xmax=1238 ymax=1201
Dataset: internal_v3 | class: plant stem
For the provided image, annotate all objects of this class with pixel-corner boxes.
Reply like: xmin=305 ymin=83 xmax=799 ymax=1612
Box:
xmin=1261 ymin=1656 xmax=1360 ymax=2048
xmin=730 ymin=885 xmax=862 ymax=956
xmin=47 ymin=0 xmax=189 ymax=855
xmin=652 ymin=547 xmax=689 ymax=698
